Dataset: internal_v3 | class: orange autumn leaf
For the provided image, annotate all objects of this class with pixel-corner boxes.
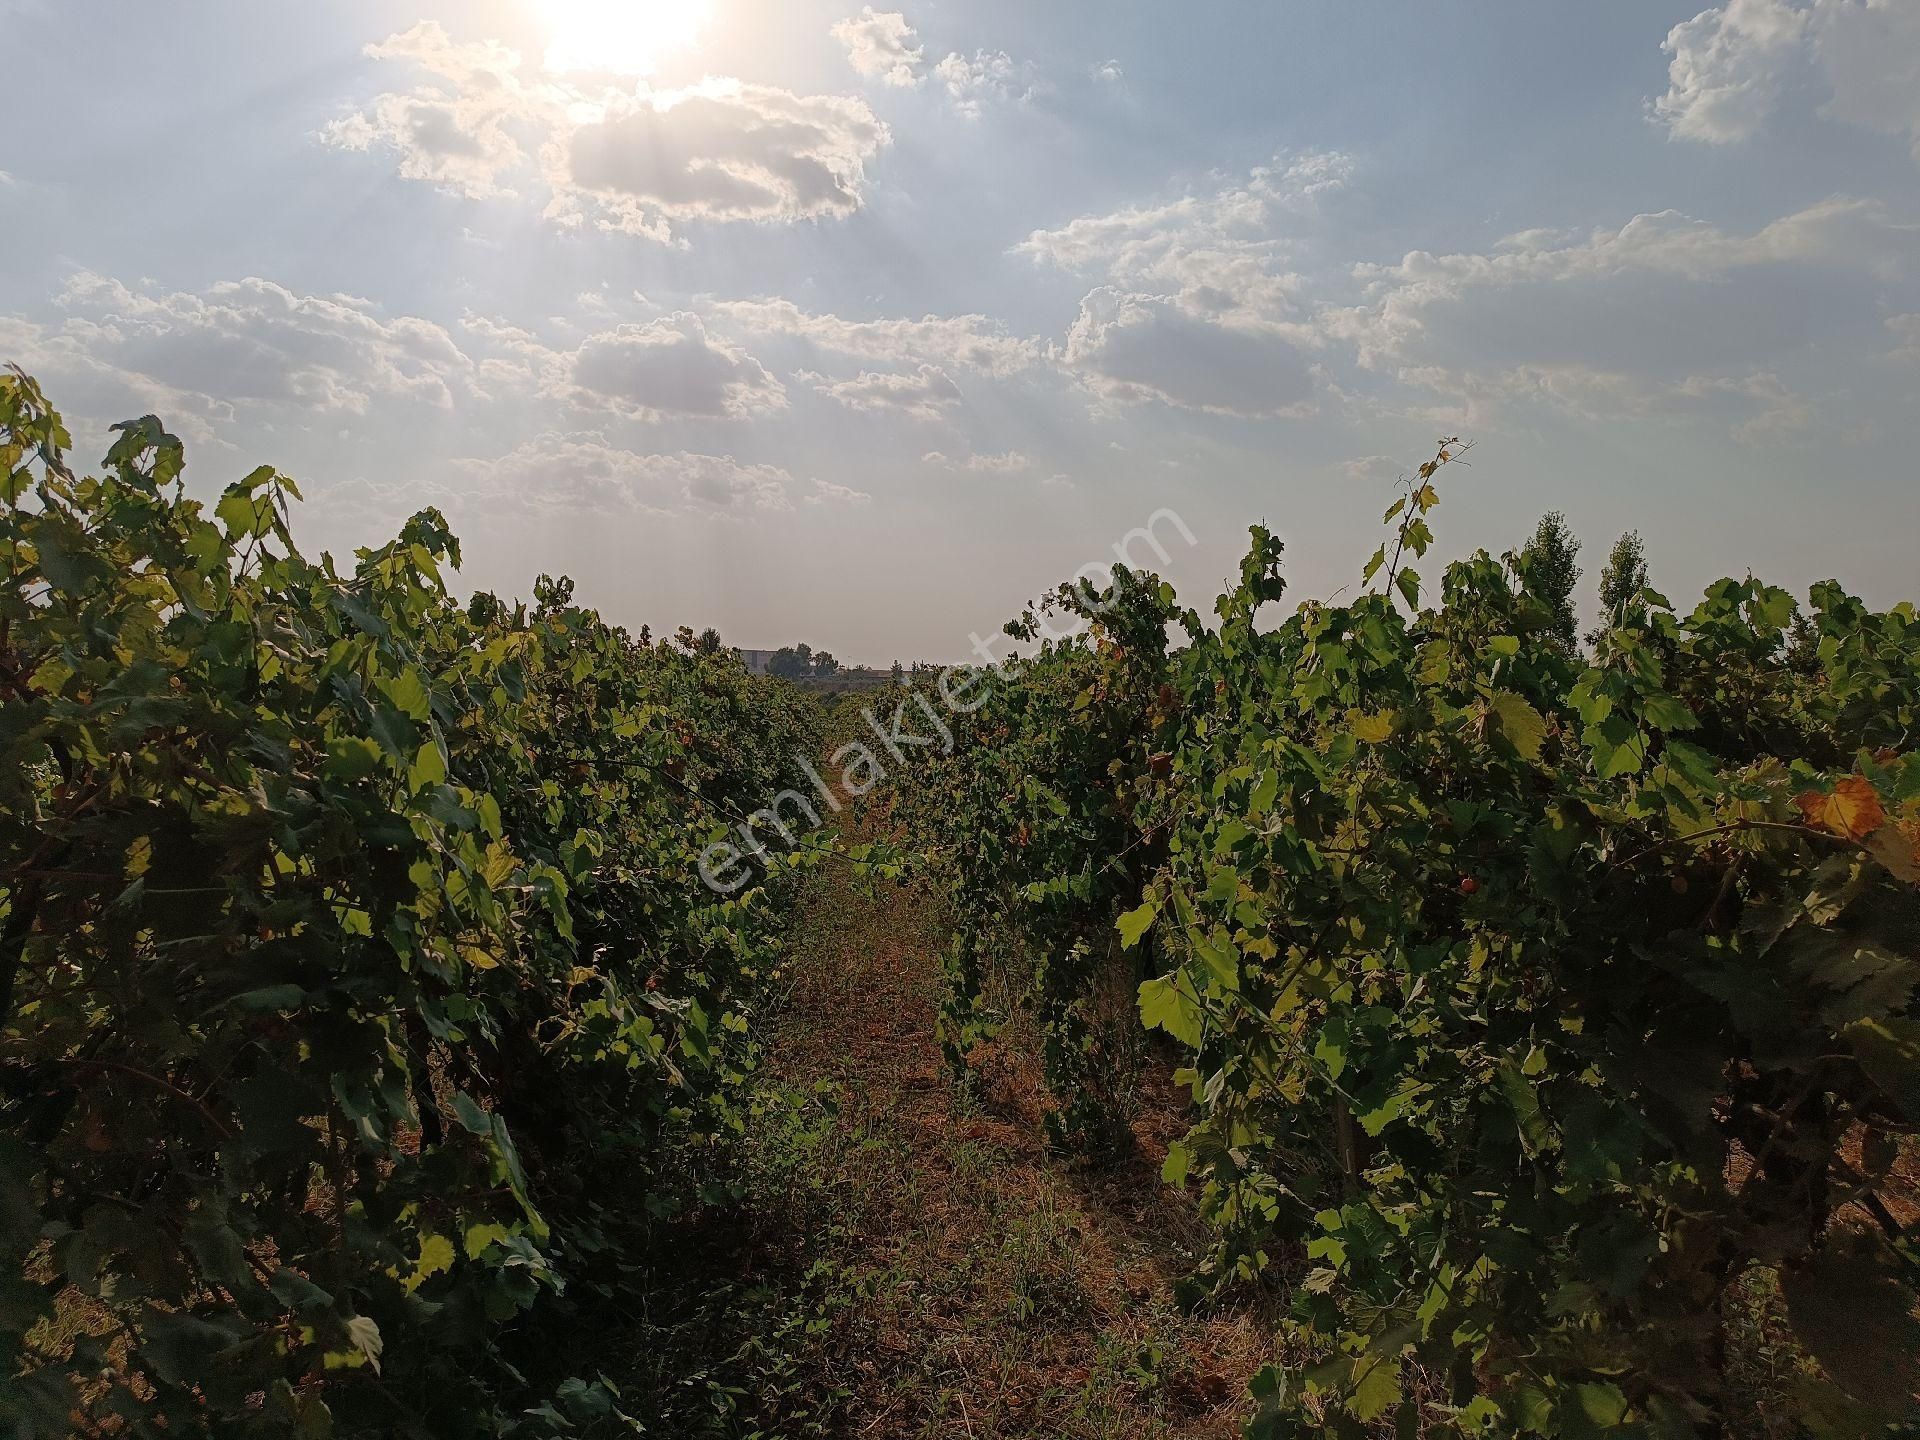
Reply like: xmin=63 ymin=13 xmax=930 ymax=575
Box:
xmin=1794 ymin=775 xmax=1886 ymax=841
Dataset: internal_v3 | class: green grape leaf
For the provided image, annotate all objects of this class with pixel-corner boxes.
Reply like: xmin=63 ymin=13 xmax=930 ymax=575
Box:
xmin=1139 ymin=975 xmax=1203 ymax=1048
xmin=1487 ymin=691 xmax=1547 ymax=761
xmin=1117 ymin=902 xmax=1159 ymax=950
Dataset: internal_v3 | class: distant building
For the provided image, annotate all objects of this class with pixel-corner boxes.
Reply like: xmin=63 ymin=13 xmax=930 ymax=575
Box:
xmin=731 ymin=650 xmax=901 ymax=687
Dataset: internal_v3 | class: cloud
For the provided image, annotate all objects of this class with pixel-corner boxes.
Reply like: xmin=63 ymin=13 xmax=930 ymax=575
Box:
xmin=805 ymin=363 xmax=961 ymax=418
xmin=1091 ymin=59 xmax=1124 ymax=85
xmin=832 ymin=8 xmax=924 ymax=87
xmin=1022 ymin=189 xmax=1274 ymax=281
xmin=805 ymin=478 xmax=872 ymax=505
xmin=1812 ymin=0 xmax=1920 ymax=161
xmin=1019 ymin=150 xmax=1351 ymax=326
xmin=1 ymin=270 xmax=475 ymax=439
xmin=1062 ymin=288 xmax=1319 ymax=417
xmin=1653 ymin=0 xmax=1920 ymax=159
xmin=1654 ymin=0 xmax=1808 ymax=142
xmin=326 ymin=23 xmax=891 ymax=241
xmin=455 ymin=308 xmax=788 ymax=423
xmin=1334 ymin=197 xmax=1917 ymax=436
xmin=1021 ymin=152 xmax=1351 ymax=269
xmin=934 ymin=49 xmax=1023 ymax=117
xmin=452 ymin=432 xmax=799 ymax=513
xmin=1342 ymin=197 xmax=1917 ymax=366
xmin=1391 ymin=363 xmax=1811 ymax=441
xmin=922 ymin=448 xmax=1034 ymax=475
xmin=557 ymin=314 xmax=787 ymax=421
xmin=1023 ymin=198 xmax=1298 ymax=329
xmin=553 ymin=81 xmax=891 ymax=237
xmin=321 ymin=22 xmax=540 ymax=198
xmin=0 ymin=311 xmax=229 ymax=445
xmin=705 ymin=297 xmax=1041 ymax=376
xmin=1018 ymin=154 xmax=1348 ymax=416
xmin=1890 ymin=313 xmax=1920 ymax=360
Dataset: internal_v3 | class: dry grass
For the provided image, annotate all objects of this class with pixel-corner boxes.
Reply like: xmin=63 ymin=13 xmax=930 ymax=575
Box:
xmin=767 ymin=857 xmax=1274 ymax=1439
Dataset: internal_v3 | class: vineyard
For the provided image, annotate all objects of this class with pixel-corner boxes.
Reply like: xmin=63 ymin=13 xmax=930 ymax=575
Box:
xmin=0 ymin=370 xmax=838 ymax=1436
xmin=5 ymin=372 xmax=1919 ymax=1438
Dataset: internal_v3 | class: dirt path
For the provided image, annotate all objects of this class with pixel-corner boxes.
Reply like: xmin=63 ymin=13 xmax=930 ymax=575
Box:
xmin=766 ymin=854 xmax=1272 ymax=1439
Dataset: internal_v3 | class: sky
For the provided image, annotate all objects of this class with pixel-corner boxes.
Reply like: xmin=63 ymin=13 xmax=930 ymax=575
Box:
xmin=3 ymin=0 xmax=1917 ymax=663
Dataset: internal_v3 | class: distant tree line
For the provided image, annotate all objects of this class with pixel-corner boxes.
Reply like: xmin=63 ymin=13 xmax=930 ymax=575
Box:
xmin=767 ymin=642 xmax=840 ymax=679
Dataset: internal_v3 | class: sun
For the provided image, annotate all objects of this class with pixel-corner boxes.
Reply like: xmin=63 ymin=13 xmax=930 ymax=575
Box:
xmin=537 ymin=0 xmax=709 ymax=77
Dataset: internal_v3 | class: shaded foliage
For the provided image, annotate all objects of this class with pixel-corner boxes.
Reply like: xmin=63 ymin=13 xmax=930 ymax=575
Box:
xmin=918 ymin=441 xmax=1920 ymax=1436
xmin=0 ymin=372 xmax=824 ymax=1437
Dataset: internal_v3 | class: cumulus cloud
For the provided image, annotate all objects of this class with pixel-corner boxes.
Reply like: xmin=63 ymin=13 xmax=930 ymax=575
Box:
xmin=1021 ymin=188 xmax=1274 ymax=280
xmin=1022 ymin=152 xmax=1352 ymax=265
xmin=705 ymin=297 xmax=1042 ymax=376
xmin=1017 ymin=153 xmax=1350 ymax=415
xmin=1654 ymin=0 xmax=1808 ymax=143
xmin=806 ymin=478 xmax=872 ymax=505
xmin=553 ymin=81 xmax=891 ymax=238
xmin=1341 ymin=197 xmax=1917 ymax=365
xmin=805 ymin=363 xmax=962 ymax=418
xmin=324 ymin=23 xmax=891 ymax=241
xmin=1390 ymin=363 xmax=1811 ymax=441
xmin=453 ymin=432 xmax=800 ymax=514
xmin=1654 ymin=0 xmax=1920 ymax=159
xmin=1 ymin=273 xmax=799 ymax=453
xmin=1062 ymin=287 xmax=1320 ymax=417
xmin=454 ymin=309 xmax=789 ymax=424
xmin=1335 ymin=197 xmax=1918 ymax=437
xmin=556 ymin=314 xmax=786 ymax=421
xmin=922 ymin=449 xmax=1034 ymax=475
xmin=1019 ymin=150 xmax=1351 ymax=327
xmin=832 ymin=8 xmax=924 ymax=87
xmin=1 ymin=270 xmax=476 ymax=439
xmin=321 ymin=22 xmax=540 ymax=198
xmin=934 ymin=49 xmax=1024 ymax=117
xmin=0 ymin=311 xmax=229 ymax=445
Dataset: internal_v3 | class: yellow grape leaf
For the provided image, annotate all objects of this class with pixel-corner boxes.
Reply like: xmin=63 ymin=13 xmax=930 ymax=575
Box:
xmin=460 ymin=945 xmax=501 ymax=971
xmin=464 ymin=1222 xmax=510 ymax=1260
xmin=406 ymin=1233 xmax=456 ymax=1292
xmin=1350 ymin=709 xmax=1396 ymax=744
xmin=1350 ymin=1354 xmax=1402 ymax=1421
xmin=1795 ymin=776 xmax=1885 ymax=841
xmin=481 ymin=841 xmax=517 ymax=890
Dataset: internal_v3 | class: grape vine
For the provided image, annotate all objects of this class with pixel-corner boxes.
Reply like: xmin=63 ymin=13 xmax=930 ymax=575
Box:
xmin=914 ymin=440 xmax=1920 ymax=1435
xmin=0 ymin=371 xmax=824 ymax=1436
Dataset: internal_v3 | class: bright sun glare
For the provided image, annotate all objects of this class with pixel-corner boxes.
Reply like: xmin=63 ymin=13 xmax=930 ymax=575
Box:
xmin=538 ymin=0 xmax=708 ymax=76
